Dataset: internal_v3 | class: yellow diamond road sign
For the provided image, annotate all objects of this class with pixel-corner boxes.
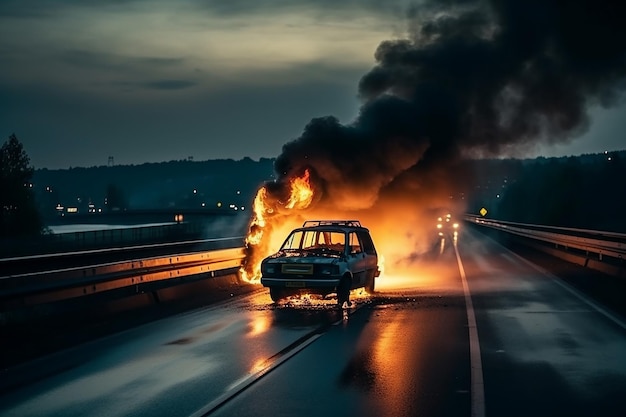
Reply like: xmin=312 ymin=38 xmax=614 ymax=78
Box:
xmin=479 ymin=207 xmax=488 ymax=216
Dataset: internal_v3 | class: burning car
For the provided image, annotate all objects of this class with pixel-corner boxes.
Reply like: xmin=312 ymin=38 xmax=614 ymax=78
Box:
xmin=260 ymin=220 xmax=380 ymax=304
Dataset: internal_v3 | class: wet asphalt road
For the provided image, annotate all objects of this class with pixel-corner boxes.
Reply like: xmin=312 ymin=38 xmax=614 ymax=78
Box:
xmin=1 ymin=228 xmax=625 ymax=417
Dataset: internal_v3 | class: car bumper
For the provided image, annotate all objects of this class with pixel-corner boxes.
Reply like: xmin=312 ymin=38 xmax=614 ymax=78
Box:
xmin=260 ymin=277 xmax=341 ymax=288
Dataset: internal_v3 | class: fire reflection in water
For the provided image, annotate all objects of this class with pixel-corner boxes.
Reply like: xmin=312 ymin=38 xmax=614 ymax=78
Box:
xmin=339 ymin=310 xmax=422 ymax=417
xmin=247 ymin=313 xmax=273 ymax=338
xmin=369 ymin=316 xmax=415 ymax=417
xmin=249 ymin=357 xmax=271 ymax=376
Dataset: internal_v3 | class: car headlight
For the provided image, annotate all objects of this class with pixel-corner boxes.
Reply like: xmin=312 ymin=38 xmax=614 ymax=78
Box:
xmin=262 ymin=264 xmax=276 ymax=274
xmin=318 ymin=265 xmax=338 ymax=275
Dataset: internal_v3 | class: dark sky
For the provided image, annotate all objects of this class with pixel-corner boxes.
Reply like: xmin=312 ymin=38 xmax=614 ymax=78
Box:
xmin=1 ymin=0 xmax=625 ymax=169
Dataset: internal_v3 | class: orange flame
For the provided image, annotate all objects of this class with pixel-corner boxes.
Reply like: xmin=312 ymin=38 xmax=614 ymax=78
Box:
xmin=241 ymin=169 xmax=314 ymax=283
xmin=245 ymin=187 xmax=269 ymax=247
xmin=285 ymin=169 xmax=314 ymax=209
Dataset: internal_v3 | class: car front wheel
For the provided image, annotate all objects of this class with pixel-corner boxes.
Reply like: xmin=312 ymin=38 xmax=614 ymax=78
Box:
xmin=269 ymin=287 xmax=284 ymax=302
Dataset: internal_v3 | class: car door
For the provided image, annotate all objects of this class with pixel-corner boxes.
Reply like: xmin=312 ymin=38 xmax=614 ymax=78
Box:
xmin=357 ymin=231 xmax=378 ymax=276
xmin=348 ymin=231 xmax=368 ymax=287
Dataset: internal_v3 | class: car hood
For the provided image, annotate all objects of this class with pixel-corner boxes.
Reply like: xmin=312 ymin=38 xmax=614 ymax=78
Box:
xmin=264 ymin=250 xmax=342 ymax=263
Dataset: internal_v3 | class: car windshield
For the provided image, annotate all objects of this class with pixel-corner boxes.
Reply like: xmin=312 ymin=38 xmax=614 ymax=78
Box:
xmin=280 ymin=230 xmax=346 ymax=253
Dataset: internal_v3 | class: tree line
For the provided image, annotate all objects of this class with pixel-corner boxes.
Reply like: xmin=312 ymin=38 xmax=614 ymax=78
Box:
xmin=463 ymin=152 xmax=626 ymax=232
xmin=1 ymin=132 xmax=625 ymax=239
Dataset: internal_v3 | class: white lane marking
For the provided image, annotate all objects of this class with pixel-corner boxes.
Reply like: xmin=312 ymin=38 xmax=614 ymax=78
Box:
xmin=504 ymin=249 xmax=626 ymax=332
xmin=454 ymin=244 xmax=486 ymax=417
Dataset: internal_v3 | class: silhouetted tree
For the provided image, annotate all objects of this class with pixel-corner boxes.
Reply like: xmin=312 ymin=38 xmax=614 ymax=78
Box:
xmin=0 ymin=133 xmax=43 ymax=237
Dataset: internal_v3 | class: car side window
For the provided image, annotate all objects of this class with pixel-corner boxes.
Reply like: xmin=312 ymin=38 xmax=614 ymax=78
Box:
xmin=349 ymin=232 xmax=362 ymax=254
xmin=357 ymin=232 xmax=376 ymax=255
xmin=282 ymin=231 xmax=304 ymax=250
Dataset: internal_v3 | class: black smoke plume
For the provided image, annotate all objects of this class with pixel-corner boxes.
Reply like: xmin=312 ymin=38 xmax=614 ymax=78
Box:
xmin=244 ymin=0 xmax=626 ymax=277
xmin=277 ymin=0 xmax=625 ymax=201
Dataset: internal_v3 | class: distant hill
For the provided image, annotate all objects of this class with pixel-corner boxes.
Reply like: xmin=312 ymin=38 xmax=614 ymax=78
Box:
xmin=31 ymin=150 xmax=626 ymax=232
xmin=33 ymin=157 xmax=275 ymax=221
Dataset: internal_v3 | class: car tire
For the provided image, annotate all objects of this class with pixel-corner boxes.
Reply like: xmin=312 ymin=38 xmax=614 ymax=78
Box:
xmin=269 ymin=287 xmax=284 ymax=302
xmin=337 ymin=276 xmax=351 ymax=306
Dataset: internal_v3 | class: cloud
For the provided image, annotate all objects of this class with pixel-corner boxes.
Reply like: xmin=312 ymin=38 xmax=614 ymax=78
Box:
xmin=143 ymin=80 xmax=197 ymax=90
xmin=2 ymin=0 xmax=623 ymax=173
xmin=60 ymin=50 xmax=184 ymax=71
xmin=0 ymin=0 xmax=391 ymax=94
xmin=0 ymin=66 xmax=361 ymax=169
xmin=191 ymin=0 xmax=411 ymax=18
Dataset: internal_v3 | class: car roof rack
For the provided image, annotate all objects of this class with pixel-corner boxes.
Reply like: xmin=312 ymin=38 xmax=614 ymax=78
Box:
xmin=302 ymin=220 xmax=362 ymax=227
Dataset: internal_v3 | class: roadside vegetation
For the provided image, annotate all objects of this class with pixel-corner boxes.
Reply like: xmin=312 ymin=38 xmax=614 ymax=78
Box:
xmin=3 ymin=130 xmax=624 ymax=237
xmin=0 ymin=134 xmax=43 ymax=238
xmin=463 ymin=151 xmax=626 ymax=232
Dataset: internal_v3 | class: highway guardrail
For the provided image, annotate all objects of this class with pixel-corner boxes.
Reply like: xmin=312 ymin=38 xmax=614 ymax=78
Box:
xmin=466 ymin=214 xmax=626 ymax=277
xmin=0 ymin=246 xmax=247 ymax=311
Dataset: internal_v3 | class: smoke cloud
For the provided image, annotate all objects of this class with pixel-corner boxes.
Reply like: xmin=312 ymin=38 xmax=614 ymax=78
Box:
xmin=244 ymin=0 xmax=626 ymax=276
xmin=280 ymin=0 xmax=625 ymax=187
